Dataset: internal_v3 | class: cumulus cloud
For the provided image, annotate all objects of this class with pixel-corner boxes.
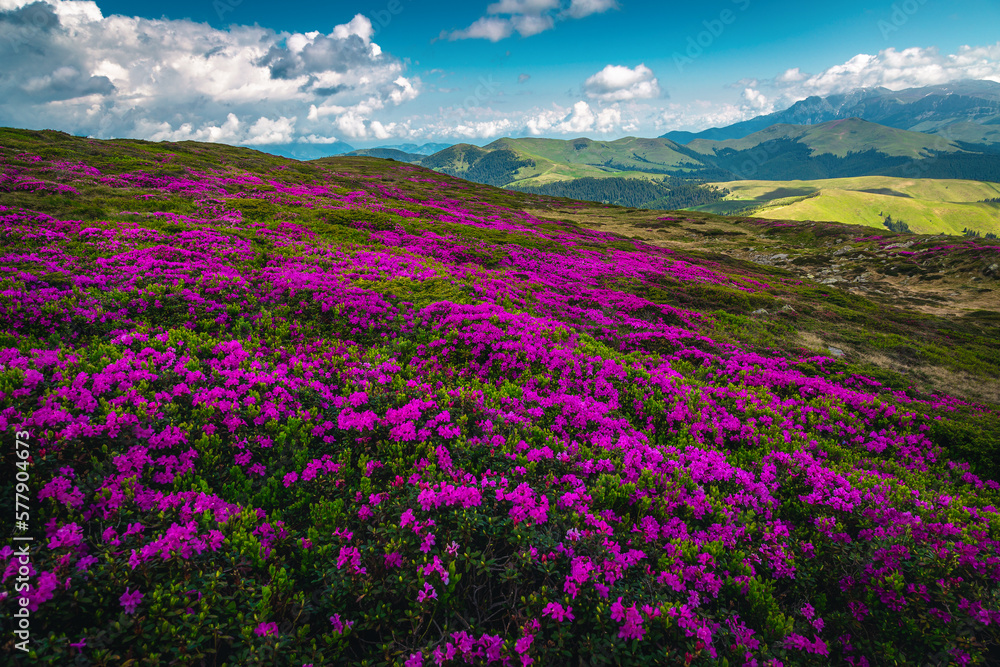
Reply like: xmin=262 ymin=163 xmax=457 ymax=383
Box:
xmin=777 ymin=67 xmax=806 ymax=83
xmin=558 ymin=101 xmax=596 ymax=133
xmin=742 ymin=87 xmax=769 ymax=110
xmin=584 ymin=64 xmax=661 ymax=102
xmin=487 ymin=0 xmax=559 ymax=14
xmin=523 ymin=100 xmax=633 ymax=136
xmin=510 ymin=13 xmax=554 ymax=37
xmin=0 ymin=0 xmax=421 ymax=145
xmin=659 ymin=43 xmax=1000 ymax=134
xmin=130 ymin=113 xmax=298 ymax=145
xmin=770 ymin=44 xmax=1000 ymax=104
xmin=430 ymin=42 xmax=1000 ymax=139
xmin=562 ymin=0 xmax=619 ymax=19
xmin=656 ymin=97 xmax=773 ymax=134
xmin=446 ymin=16 xmax=515 ymax=42
xmin=444 ymin=0 xmax=616 ymax=41
xmin=453 ymin=119 xmax=518 ymax=139
xmin=594 ymin=106 xmax=623 ymax=133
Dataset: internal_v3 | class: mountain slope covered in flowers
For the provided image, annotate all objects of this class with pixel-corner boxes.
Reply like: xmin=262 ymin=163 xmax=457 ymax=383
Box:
xmin=1 ymin=127 xmax=1000 ymax=666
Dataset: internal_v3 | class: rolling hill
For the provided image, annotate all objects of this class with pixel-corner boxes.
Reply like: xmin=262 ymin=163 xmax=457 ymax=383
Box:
xmin=414 ymin=119 xmax=1000 ymax=187
xmin=406 ymin=120 xmax=1000 ymax=216
xmin=378 ymin=142 xmax=453 ymax=155
xmin=700 ymin=175 xmax=1000 ymax=235
xmin=418 ymin=137 xmax=709 ymax=186
xmin=682 ymin=118 xmax=1000 ymax=182
xmin=251 ymin=141 xmax=355 ymax=160
xmin=344 ymin=147 xmax=424 ymax=163
xmin=685 ymin=118 xmax=964 ymax=159
xmin=485 ymin=136 xmax=702 ymax=176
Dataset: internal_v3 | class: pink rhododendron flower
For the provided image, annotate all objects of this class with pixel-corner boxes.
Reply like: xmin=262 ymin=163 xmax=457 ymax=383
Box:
xmin=119 ymin=588 xmax=143 ymax=615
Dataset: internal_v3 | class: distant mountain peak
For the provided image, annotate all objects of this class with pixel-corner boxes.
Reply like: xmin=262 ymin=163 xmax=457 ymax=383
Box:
xmin=375 ymin=142 xmax=453 ymax=156
xmin=662 ymin=80 xmax=1000 ymax=145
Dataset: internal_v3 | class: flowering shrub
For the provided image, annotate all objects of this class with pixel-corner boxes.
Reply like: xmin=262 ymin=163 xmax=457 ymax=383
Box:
xmin=1 ymin=129 xmax=999 ymax=666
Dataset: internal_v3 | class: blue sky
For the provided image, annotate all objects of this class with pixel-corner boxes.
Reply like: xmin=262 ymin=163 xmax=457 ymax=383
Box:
xmin=2 ymin=0 xmax=999 ymax=149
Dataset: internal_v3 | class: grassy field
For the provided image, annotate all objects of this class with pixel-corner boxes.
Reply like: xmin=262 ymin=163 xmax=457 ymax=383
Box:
xmin=489 ymin=137 xmax=701 ymax=186
xmin=488 ymin=136 xmax=695 ymax=169
xmin=687 ymin=118 xmax=965 ymax=159
xmin=702 ymin=175 xmax=1000 ymax=235
xmin=419 ymin=141 xmax=674 ymax=186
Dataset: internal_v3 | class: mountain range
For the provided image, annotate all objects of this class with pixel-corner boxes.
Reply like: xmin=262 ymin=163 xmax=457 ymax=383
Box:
xmin=661 ymin=79 xmax=1000 ymax=145
xmin=343 ymin=147 xmax=425 ymax=162
xmin=379 ymin=142 xmax=454 ymax=155
xmin=297 ymin=81 xmax=1000 ymax=224
xmin=410 ymin=117 xmax=1000 ymax=186
xmin=252 ymin=142 xmax=355 ymax=160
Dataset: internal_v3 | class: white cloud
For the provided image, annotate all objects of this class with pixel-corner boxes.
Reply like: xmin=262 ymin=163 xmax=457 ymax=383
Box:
xmin=562 ymin=0 xmax=619 ymax=19
xmin=584 ymin=64 xmax=661 ymax=102
xmin=559 ymin=101 xmax=596 ymax=133
xmin=453 ymin=119 xmax=518 ymax=138
xmin=0 ymin=0 xmax=420 ymax=146
xmin=331 ymin=14 xmax=374 ymax=44
xmin=595 ymin=106 xmax=622 ymax=133
xmin=525 ymin=107 xmax=565 ymax=135
xmin=445 ymin=0 xmax=615 ymax=42
xmin=771 ymin=44 xmax=1000 ymax=104
xmin=777 ymin=67 xmax=806 ymax=83
xmin=522 ymin=100 xmax=633 ymax=136
xmin=245 ymin=116 xmax=297 ymax=145
xmin=742 ymin=87 xmax=769 ymax=111
xmin=369 ymin=120 xmax=393 ymax=140
xmin=487 ymin=0 xmax=559 ymax=14
xmin=299 ymin=134 xmax=346 ymax=144
xmin=336 ymin=112 xmax=369 ymax=139
xmin=389 ymin=76 xmax=419 ymax=105
xmin=426 ymin=42 xmax=1000 ymax=140
xmin=656 ymin=99 xmax=766 ymax=133
xmin=511 ymin=14 xmax=555 ymax=37
xmin=658 ymin=43 xmax=1000 ymax=134
xmin=444 ymin=16 xmax=514 ymax=42
xmin=443 ymin=13 xmax=554 ymax=41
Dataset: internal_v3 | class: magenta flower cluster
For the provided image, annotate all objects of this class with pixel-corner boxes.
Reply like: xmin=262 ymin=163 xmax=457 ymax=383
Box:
xmin=0 ymin=141 xmax=998 ymax=666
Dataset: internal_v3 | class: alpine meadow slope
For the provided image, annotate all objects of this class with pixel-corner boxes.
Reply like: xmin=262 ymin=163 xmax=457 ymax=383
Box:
xmin=410 ymin=119 xmax=1000 ymax=222
xmin=701 ymin=176 xmax=1000 ymax=236
xmin=1 ymin=127 xmax=1000 ymax=667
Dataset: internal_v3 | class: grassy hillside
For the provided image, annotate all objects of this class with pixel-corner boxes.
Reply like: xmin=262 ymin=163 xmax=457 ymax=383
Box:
xmin=2 ymin=127 xmax=1000 ymax=666
xmin=421 ymin=141 xmax=595 ymax=184
xmin=417 ymin=134 xmax=1000 ymax=235
xmin=417 ymin=121 xmax=1000 ymax=199
xmin=686 ymin=118 xmax=965 ymax=159
xmin=704 ymin=176 xmax=1000 ymax=235
xmin=487 ymin=136 xmax=700 ymax=173
xmin=344 ymin=148 xmax=424 ymax=163
xmin=920 ymin=120 xmax=1000 ymax=145
xmin=417 ymin=143 xmax=491 ymax=174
